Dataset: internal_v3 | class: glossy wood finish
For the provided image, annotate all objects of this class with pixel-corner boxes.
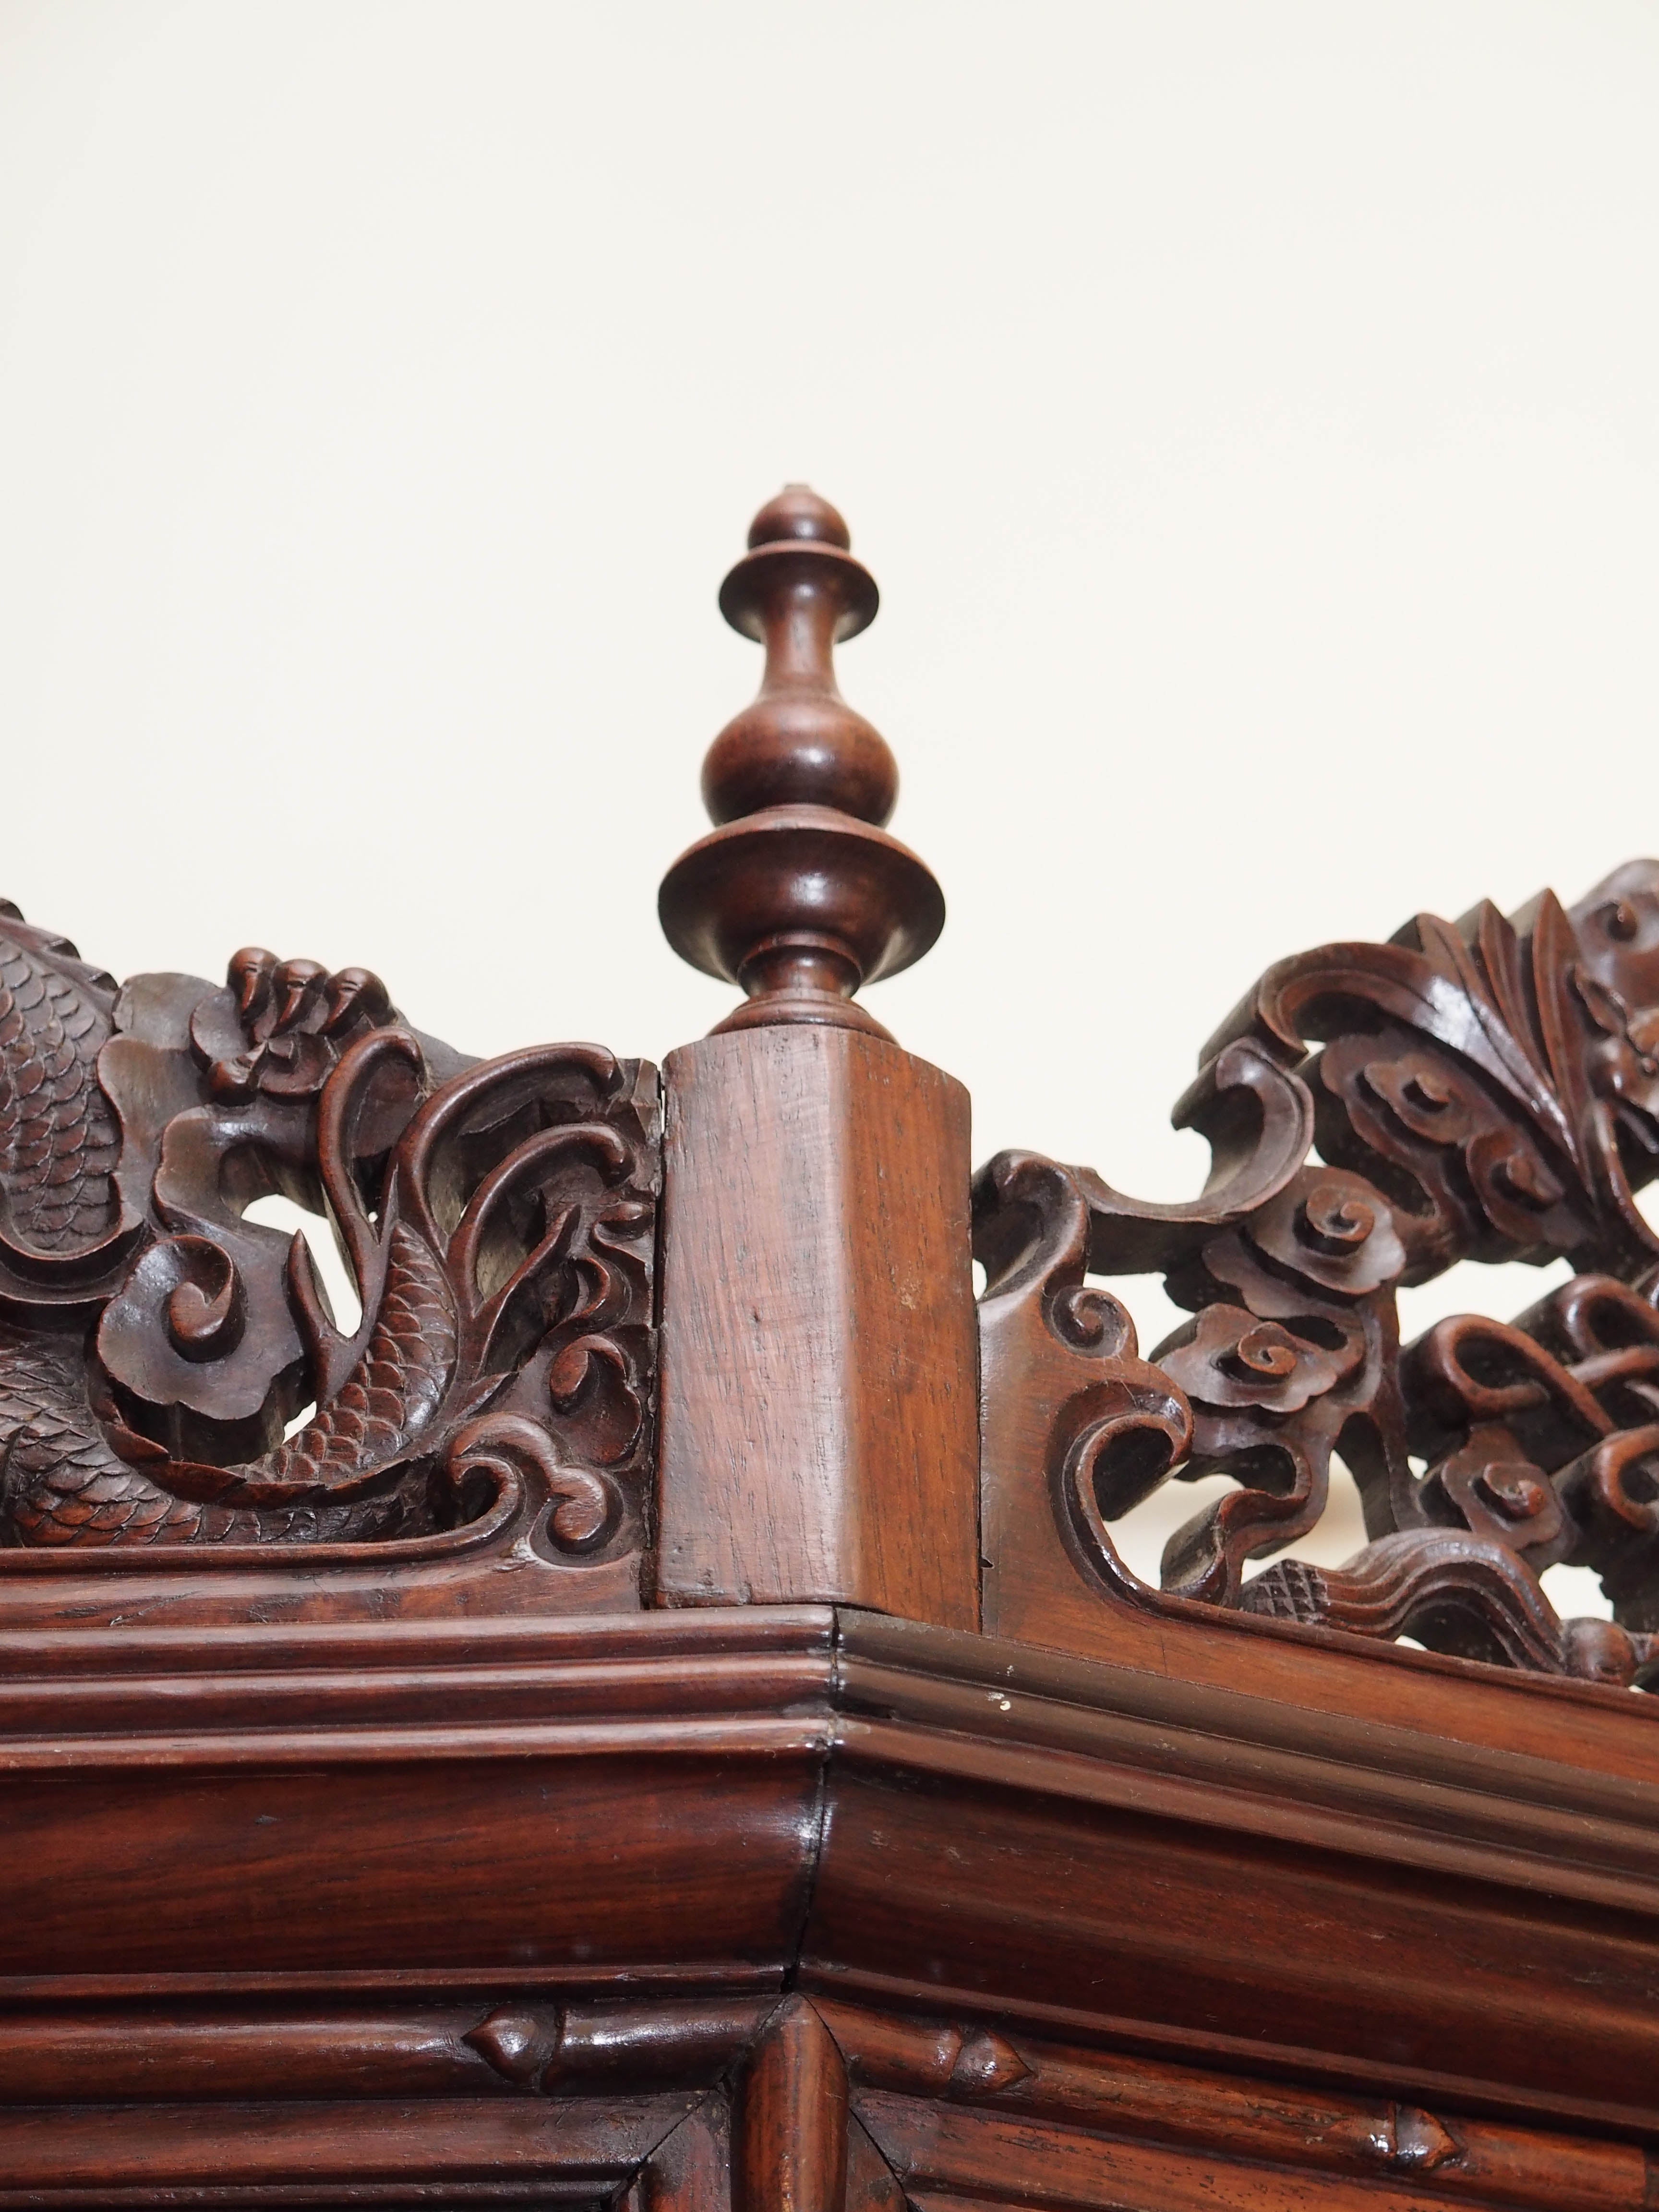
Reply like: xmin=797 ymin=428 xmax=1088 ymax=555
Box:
xmin=735 ymin=1997 xmax=849 ymax=2212
xmin=0 ymin=2096 xmax=695 ymax=2207
xmin=816 ymin=1614 xmax=1659 ymax=2134
xmin=0 ymin=935 xmax=659 ymax=1610
xmin=831 ymin=2000 xmax=1648 ymax=2211
xmin=976 ymin=1143 xmax=1659 ymax=1756
xmin=655 ymin=1026 xmax=978 ymax=1624
xmin=3 ymin=486 xmax=1657 ymax=2209
xmin=974 ymin=868 xmax=1659 ymax=1688
xmin=0 ymin=1608 xmax=829 ymax=1991
xmin=861 ymin=2100 xmax=1600 ymax=2212
xmin=5 ymin=1600 xmax=1659 ymax=2200
xmin=659 ymin=488 xmax=944 ymax=1038
xmin=4 ymin=1604 xmax=1659 ymax=2124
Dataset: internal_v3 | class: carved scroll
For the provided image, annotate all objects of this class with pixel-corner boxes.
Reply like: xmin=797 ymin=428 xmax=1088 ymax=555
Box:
xmin=978 ymin=861 xmax=1659 ymax=1688
xmin=0 ymin=905 xmax=657 ymax=1585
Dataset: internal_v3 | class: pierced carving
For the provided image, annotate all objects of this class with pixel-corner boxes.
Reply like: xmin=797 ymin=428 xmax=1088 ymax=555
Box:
xmin=978 ymin=862 xmax=1659 ymax=1687
xmin=0 ymin=908 xmax=657 ymax=1568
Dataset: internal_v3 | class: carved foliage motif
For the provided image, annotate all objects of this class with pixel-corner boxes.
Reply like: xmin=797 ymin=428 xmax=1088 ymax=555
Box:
xmin=0 ymin=905 xmax=658 ymax=1568
xmin=976 ymin=861 xmax=1659 ymax=1687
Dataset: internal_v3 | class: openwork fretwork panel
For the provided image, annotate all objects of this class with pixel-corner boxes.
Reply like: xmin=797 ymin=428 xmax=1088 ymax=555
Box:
xmin=0 ymin=905 xmax=657 ymax=1591
xmin=977 ymin=860 xmax=1659 ymax=1688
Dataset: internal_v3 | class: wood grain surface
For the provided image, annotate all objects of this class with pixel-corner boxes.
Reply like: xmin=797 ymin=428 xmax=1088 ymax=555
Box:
xmin=655 ymin=1027 xmax=978 ymax=1625
xmin=5 ymin=1602 xmax=1659 ymax=2140
xmin=4 ymin=487 xmax=1656 ymax=2211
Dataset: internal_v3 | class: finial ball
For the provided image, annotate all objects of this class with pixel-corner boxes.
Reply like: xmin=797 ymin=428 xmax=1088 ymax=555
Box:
xmin=747 ymin=484 xmax=852 ymax=551
xmin=660 ymin=484 xmax=944 ymax=1038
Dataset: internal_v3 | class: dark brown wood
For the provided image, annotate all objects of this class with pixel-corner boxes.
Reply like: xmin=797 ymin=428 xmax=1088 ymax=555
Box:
xmin=809 ymin=1612 xmax=1659 ymax=2133
xmin=5 ymin=1597 xmax=1659 ymax=2204
xmin=0 ymin=2094 xmax=696 ymax=2206
xmin=859 ymin=2095 xmax=1593 ymax=2212
xmin=641 ymin=2103 xmax=733 ymax=2212
xmin=655 ymin=1025 xmax=978 ymax=1623
xmin=0 ymin=1609 xmax=829 ymax=1990
xmin=976 ymin=866 xmax=1659 ymax=1687
xmin=824 ymin=1998 xmax=1645 ymax=2211
xmin=658 ymin=488 xmax=944 ymax=1039
xmin=735 ymin=1999 xmax=849 ymax=2212
xmin=0 ymin=916 xmax=658 ymax=1623
xmin=2 ymin=1602 xmax=1657 ymax=2113
xmin=4 ymin=486 xmax=1658 ymax=2212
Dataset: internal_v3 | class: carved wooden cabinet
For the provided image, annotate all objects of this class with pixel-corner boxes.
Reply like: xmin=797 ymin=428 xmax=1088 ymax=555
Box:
xmin=3 ymin=487 xmax=1658 ymax=2210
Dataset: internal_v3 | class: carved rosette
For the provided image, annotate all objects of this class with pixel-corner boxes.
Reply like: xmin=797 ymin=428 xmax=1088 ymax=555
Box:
xmin=978 ymin=860 xmax=1659 ymax=1688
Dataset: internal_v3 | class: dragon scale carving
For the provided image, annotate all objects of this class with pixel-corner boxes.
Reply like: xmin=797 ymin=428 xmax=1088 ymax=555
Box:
xmin=0 ymin=906 xmax=658 ymax=1565
xmin=976 ymin=860 xmax=1659 ymax=1688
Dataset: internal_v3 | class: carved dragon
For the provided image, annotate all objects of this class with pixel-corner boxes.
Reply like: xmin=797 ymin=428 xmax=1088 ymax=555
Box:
xmin=0 ymin=906 xmax=657 ymax=1557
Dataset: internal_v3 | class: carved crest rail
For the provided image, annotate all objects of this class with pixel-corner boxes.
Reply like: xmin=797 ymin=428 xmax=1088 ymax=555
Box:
xmin=3 ymin=488 xmax=1657 ymax=2212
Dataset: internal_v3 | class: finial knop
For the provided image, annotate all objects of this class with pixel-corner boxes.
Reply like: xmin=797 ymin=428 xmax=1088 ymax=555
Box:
xmin=659 ymin=487 xmax=944 ymax=1040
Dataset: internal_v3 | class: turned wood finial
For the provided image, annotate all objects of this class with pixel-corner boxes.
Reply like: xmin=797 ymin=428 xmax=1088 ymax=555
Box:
xmin=658 ymin=486 xmax=945 ymax=1039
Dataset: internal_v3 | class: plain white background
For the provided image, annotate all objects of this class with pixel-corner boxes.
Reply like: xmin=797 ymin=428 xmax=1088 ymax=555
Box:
xmin=2 ymin=2 xmax=1656 ymax=1581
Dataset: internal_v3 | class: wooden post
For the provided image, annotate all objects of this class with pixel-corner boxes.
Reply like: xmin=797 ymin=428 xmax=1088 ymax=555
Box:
xmin=656 ymin=1024 xmax=977 ymax=1623
xmin=735 ymin=1998 xmax=849 ymax=2212
xmin=654 ymin=488 xmax=979 ymax=1627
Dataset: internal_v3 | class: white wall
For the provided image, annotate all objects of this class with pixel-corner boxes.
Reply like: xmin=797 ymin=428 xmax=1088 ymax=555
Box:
xmin=2 ymin=0 xmax=1657 ymax=1407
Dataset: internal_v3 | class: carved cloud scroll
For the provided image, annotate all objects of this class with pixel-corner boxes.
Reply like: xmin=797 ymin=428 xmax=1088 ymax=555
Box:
xmin=977 ymin=860 xmax=1659 ymax=1689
